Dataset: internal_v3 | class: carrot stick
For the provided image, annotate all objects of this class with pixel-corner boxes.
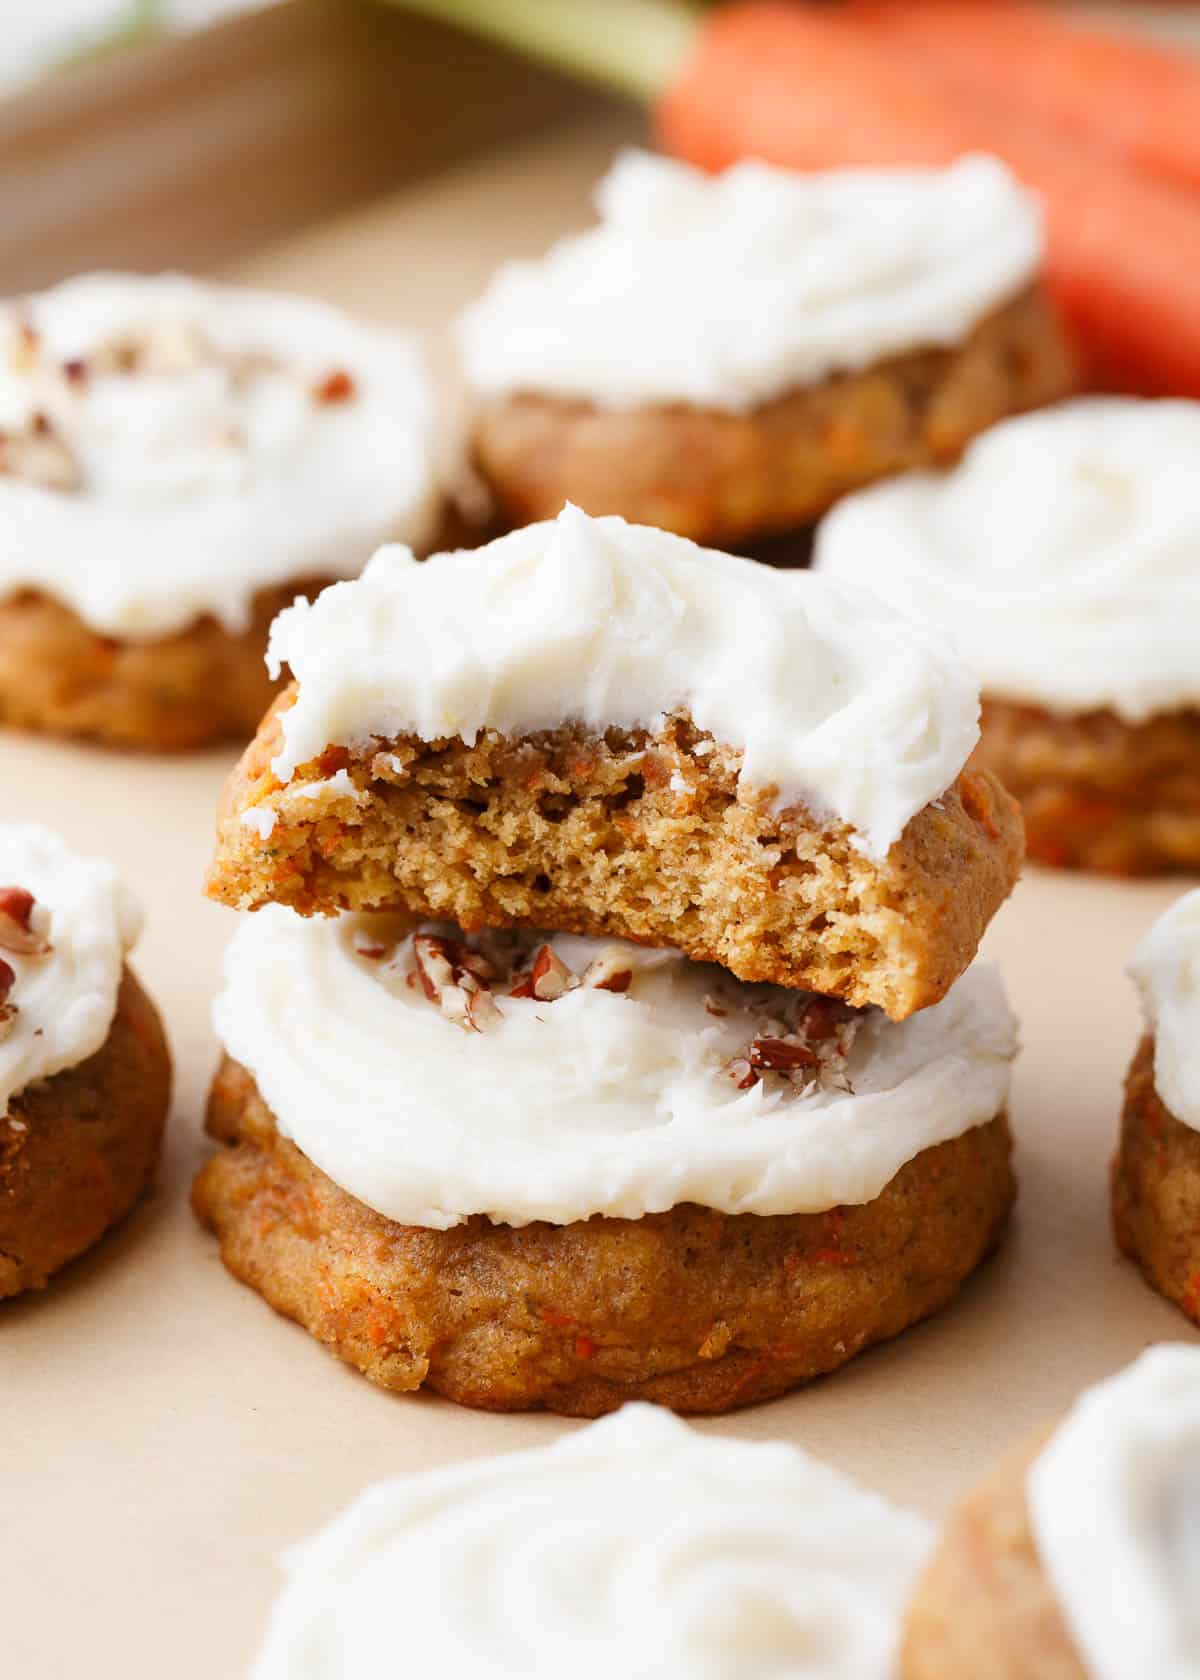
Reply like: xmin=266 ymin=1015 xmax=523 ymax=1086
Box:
xmin=848 ymin=0 xmax=1200 ymax=197
xmin=656 ymin=0 xmax=1200 ymax=396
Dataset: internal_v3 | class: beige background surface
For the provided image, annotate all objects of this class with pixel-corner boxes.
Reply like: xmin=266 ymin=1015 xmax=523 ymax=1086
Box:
xmin=3 ymin=117 xmax=1196 ymax=1679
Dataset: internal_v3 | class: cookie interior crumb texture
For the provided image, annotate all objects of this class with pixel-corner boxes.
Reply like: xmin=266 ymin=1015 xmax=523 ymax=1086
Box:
xmin=208 ymin=695 xmax=1023 ymax=1021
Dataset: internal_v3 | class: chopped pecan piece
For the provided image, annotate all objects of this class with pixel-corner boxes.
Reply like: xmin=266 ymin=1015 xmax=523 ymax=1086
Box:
xmin=412 ymin=933 xmax=456 ymax=1001
xmin=511 ymin=943 xmax=575 ymax=1002
xmin=581 ymin=950 xmax=633 ymax=992
xmin=314 ymin=369 xmax=356 ymax=404
xmin=724 ymin=1056 xmax=758 ymax=1090
xmin=748 ymin=1036 xmax=819 ymax=1075
xmin=0 ymin=888 xmax=52 ymax=956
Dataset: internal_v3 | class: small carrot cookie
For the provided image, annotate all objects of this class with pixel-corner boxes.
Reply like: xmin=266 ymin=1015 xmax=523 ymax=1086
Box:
xmin=1113 ymin=889 xmax=1200 ymax=1323
xmin=0 ymin=824 xmax=170 ymax=1297
xmin=253 ymin=1404 xmax=933 ymax=1678
xmin=901 ymin=1344 xmax=1200 ymax=1680
xmin=193 ymin=916 xmax=1016 ymax=1414
xmin=0 ymin=274 xmax=447 ymax=749
xmin=457 ymin=151 xmax=1076 ymax=549
xmin=816 ymin=398 xmax=1200 ymax=874
xmin=206 ymin=507 xmax=1023 ymax=1022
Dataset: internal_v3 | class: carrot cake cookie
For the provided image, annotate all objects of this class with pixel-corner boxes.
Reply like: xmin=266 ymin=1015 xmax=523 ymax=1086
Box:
xmin=207 ymin=507 xmax=1023 ymax=1021
xmin=0 ymin=822 xmax=169 ymax=1297
xmin=253 ymin=1403 xmax=933 ymax=1677
xmin=1114 ymin=888 xmax=1200 ymax=1322
xmin=816 ymin=398 xmax=1200 ymax=873
xmin=457 ymin=151 xmax=1076 ymax=550
xmin=193 ymin=914 xmax=1017 ymax=1414
xmin=0 ymin=273 xmax=446 ymax=748
xmin=902 ymin=1344 xmax=1200 ymax=1680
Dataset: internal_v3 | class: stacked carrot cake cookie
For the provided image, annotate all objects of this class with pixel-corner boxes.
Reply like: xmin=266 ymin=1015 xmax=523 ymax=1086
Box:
xmin=0 ymin=273 xmax=447 ymax=748
xmin=197 ymin=506 xmax=1023 ymax=1414
xmin=1115 ymin=889 xmax=1200 ymax=1323
xmin=816 ymin=398 xmax=1200 ymax=873
xmin=457 ymin=150 xmax=1076 ymax=555
xmin=0 ymin=823 xmax=169 ymax=1297
xmin=902 ymin=1344 xmax=1200 ymax=1680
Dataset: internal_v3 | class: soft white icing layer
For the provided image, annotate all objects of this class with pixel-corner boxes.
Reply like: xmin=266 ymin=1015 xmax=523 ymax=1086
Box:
xmin=266 ymin=507 xmax=980 ymax=858
xmin=213 ymin=912 xmax=1015 ymax=1229
xmin=1129 ymin=888 xmax=1200 ymax=1132
xmin=814 ymin=398 xmax=1200 ymax=724
xmin=1027 ymin=1345 xmax=1200 ymax=1680
xmin=456 ymin=150 xmax=1042 ymax=412
xmin=0 ymin=823 xmax=141 ymax=1112
xmin=0 ymin=273 xmax=442 ymax=639
xmin=252 ymin=1403 xmax=933 ymax=1680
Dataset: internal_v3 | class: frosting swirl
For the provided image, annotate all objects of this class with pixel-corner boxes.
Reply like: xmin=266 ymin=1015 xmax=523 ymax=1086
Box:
xmin=252 ymin=1403 xmax=933 ymax=1680
xmin=0 ymin=273 xmax=442 ymax=639
xmin=1129 ymin=888 xmax=1200 ymax=1132
xmin=0 ymin=823 xmax=141 ymax=1112
xmin=266 ymin=507 xmax=981 ymax=859
xmin=814 ymin=398 xmax=1200 ymax=724
xmin=213 ymin=912 xmax=1015 ymax=1229
xmin=457 ymin=150 xmax=1041 ymax=412
xmin=1027 ymin=1345 xmax=1200 ymax=1680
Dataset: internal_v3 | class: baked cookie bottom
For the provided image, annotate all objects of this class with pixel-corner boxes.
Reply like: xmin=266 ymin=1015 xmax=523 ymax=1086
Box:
xmin=974 ymin=700 xmax=1200 ymax=875
xmin=0 ymin=581 xmax=333 ymax=752
xmin=0 ymin=968 xmax=171 ymax=1299
xmin=470 ymin=286 xmax=1076 ymax=546
xmin=208 ymin=697 xmax=1023 ymax=1022
xmin=193 ymin=1056 xmax=1014 ymax=1417
xmin=900 ymin=1436 xmax=1085 ymax=1680
xmin=1112 ymin=1034 xmax=1200 ymax=1326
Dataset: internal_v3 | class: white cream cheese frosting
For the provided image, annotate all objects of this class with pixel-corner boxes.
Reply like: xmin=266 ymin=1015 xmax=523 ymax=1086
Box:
xmin=213 ymin=911 xmax=1016 ymax=1230
xmin=0 ymin=823 xmax=141 ymax=1112
xmin=252 ymin=1403 xmax=933 ymax=1680
xmin=1129 ymin=889 xmax=1200 ymax=1131
xmin=456 ymin=149 xmax=1042 ymax=412
xmin=266 ymin=507 xmax=981 ymax=858
xmin=814 ymin=398 xmax=1200 ymax=725
xmin=0 ymin=273 xmax=443 ymax=640
xmin=1026 ymin=1345 xmax=1200 ymax=1680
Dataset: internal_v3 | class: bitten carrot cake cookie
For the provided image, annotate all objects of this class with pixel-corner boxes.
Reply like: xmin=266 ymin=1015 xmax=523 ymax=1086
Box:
xmin=816 ymin=398 xmax=1200 ymax=874
xmin=253 ymin=1404 xmax=933 ymax=1677
xmin=0 ymin=823 xmax=169 ymax=1298
xmin=1113 ymin=890 xmax=1200 ymax=1323
xmin=207 ymin=508 xmax=1023 ymax=1022
xmin=193 ymin=914 xmax=1016 ymax=1414
xmin=902 ymin=1345 xmax=1200 ymax=1680
xmin=0 ymin=273 xmax=446 ymax=749
xmin=456 ymin=150 xmax=1075 ymax=553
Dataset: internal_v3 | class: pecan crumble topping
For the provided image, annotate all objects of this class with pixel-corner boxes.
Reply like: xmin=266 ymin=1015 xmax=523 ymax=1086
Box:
xmin=1 ymin=314 xmax=359 ymax=496
xmin=0 ymin=887 xmax=53 ymax=1042
xmin=355 ymin=921 xmax=868 ymax=1086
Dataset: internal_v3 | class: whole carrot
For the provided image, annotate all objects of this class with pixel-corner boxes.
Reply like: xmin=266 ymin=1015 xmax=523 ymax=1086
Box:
xmin=657 ymin=0 xmax=1200 ymax=395
xmin=849 ymin=0 xmax=1200 ymax=196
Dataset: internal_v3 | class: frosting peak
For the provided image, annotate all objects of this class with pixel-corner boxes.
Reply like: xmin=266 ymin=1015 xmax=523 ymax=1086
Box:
xmin=457 ymin=149 xmax=1042 ymax=411
xmin=1129 ymin=888 xmax=1200 ymax=1131
xmin=1027 ymin=1346 xmax=1200 ymax=1680
xmin=267 ymin=507 xmax=981 ymax=858
xmin=815 ymin=398 xmax=1200 ymax=724
xmin=252 ymin=1404 xmax=933 ymax=1680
